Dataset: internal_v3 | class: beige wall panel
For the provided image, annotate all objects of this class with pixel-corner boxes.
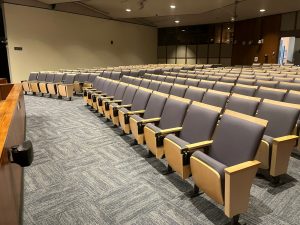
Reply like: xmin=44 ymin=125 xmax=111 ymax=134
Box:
xmin=176 ymin=45 xmax=186 ymax=58
xmin=4 ymin=3 xmax=157 ymax=82
xmin=167 ymin=58 xmax=176 ymax=64
xmin=208 ymin=58 xmax=219 ymax=64
xmin=197 ymin=44 xmax=208 ymax=57
xmin=176 ymin=58 xmax=186 ymax=64
xmin=187 ymin=45 xmax=197 ymax=58
xmin=209 ymin=44 xmax=220 ymax=58
xmin=158 ymin=46 xmax=166 ymax=58
xmin=167 ymin=45 xmax=177 ymax=58
xmin=187 ymin=58 xmax=196 ymax=64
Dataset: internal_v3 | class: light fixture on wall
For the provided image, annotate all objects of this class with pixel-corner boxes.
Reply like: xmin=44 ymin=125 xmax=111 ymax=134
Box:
xmin=258 ymin=39 xmax=264 ymax=44
xmin=125 ymin=9 xmax=131 ymax=12
xmin=170 ymin=5 xmax=176 ymax=9
xmin=260 ymin=9 xmax=266 ymax=12
xmin=175 ymin=20 xmax=180 ymax=24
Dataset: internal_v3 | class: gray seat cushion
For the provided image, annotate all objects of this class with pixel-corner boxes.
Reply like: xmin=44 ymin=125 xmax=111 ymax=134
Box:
xmin=143 ymin=93 xmax=167 ymax=119
xmin=130 ymin=114 xmax=143 ymax=123
xmin=165 ymin=134 xmax=190 ymax=149
xmin=226 ymin=96 xmax=259 ymax=116
xmin=145 ymin=123 xmax=162 ymax=133
xmin=192 ymin=151 xmax=227 ymax=188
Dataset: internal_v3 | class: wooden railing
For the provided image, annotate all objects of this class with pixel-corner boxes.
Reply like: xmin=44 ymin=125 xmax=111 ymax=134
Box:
xmin=0 ymin=84 xmax=26 ymax=225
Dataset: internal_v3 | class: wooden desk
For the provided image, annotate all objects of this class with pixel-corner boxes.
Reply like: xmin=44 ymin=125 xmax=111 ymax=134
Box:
xmin=0 ymin=84 xmax=26 ymax=225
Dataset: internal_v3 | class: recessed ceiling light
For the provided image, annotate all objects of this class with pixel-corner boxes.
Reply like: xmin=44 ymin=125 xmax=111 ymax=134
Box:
xmin=175 ymin=20 xmax=180 ymax=24
xmin=181 ymin=29 xmax=186 ymax=32
xmin=260 ymin=9 xmax=266 ymax=12
xmin=170 ymin=5 xmax=176 ymax=9
xmin=125 ymin=9 xmax=131 ymax=12
xmin=230 ymin=17 xmax=235 ymax=22
xmin=227 ymin=27 xmax=230 ymax=30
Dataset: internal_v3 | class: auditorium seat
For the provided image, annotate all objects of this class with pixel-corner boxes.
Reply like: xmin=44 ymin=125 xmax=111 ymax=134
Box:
xmin=164 ymin=76 xmax=176 ymax=83
xmin=184 ymin=87 xmax=206 ymax=102
xmin=86 ymin=77 xmax=105 ymax=105
xmin=202 ymin=90 xmax=230 ymax=109
xmin=139 ymin=79 xmax=151 ymax=88
xmin=255 ymin=99 xmax=300 ymax=183
xmin=220 ymin=77 xmax=237 ymax=83
xmin=174 ymin=77 xmax=187 ymax=85
xmin=109 ymin=85 xmax=138 ymax=125
xmin=74 ymin=73 xmax=89 ymax=93
xmin=129 ymin=70 xmax=139 ymax=77
xmin=278 ymin=82 xmax=300 ymax=91
xmin=157 ymin=82 xmax=172 ymax=94
xmin=120 ymin=75 xmax=133 ymax=83
xmin=47 ymin=72 xmax=65 ymax=97
xmin=190 ymin=110 xmax=267 ymax=224
xmin=83 ymin=73 xmax=98 ymax=88
xmin=147 ymin=80 xmax=160 ymax=91
xmin=255 ymin=87 xmax=287 ymax=101
xmin=130 ymin=91 xmax=168 ymax=145
xmin=102 ymin=71 xmax=112 ymax=79
xmin=226 ymin=94 xmax=260 ymax=116
xmin=96 ymin=80 xmax=120 ymax=113
xmin=119 ymin=88 xmax=152 ymax=134
xmin=22 ymin=72 xmax=39 ymax=94
xmin=232 ymin=84 xmax=257 ymax=96
xmin=30 ymin=72 xmax=48 ymax=95
xmin=237 ymin=78 xmax=256 ymax=85
xmin=198 ymin=80 xmax=215 ymax=89
xmin=255 ymin=80 xmax=278 ymax=88
xmin=184 ymin=78 xmax=199 ymax=87
xmin=207 ymin=75 xmax=221 ymax=81
xmin=156 ymin=75 xmax=166 ymax=82
xmin=110 ymin=71 xmax=122 ymax=80
xmin=272 ymin=77 xmax=294 ymax=82
xmin=164 ymin=102 xmax=221 ymax=179
xmin=57 ymin=73 xmax=76 ymax=100
xmin=102 ymin=82 xmax=129 ymax=118
xmin=39 ymin=73 xmax=55 ymax=95
xmin=169 ymin=84 xmax=187 ymax=97
xmin=213 ymin=81 xmax=234 ymax=93
xmin=144 ymin=96 xmax=191 ymax=158
xmin=131 ymin=77 xmax=142 ymax=86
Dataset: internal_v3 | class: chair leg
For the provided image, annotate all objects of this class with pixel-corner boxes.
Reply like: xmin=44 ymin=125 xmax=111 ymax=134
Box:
xmin=162 ymin=165 xmax=174 ymax=175
xmin=270 ymin=176 xmax=281 ymax=187
xmin=130 ymin=140 xmax=138 ymax=146
xmin=187 ymin=185 xmax=203 ymax=198
xmin=24 ymin=91 xmax=27 ymax=95
xmin=225 ymin=215 xmax=243 ymax=225
xmin=145 ymin=151 xmax=154 ymax=158
xmin=69 ymin=97 xmax=72 ymax=101
xmin=58 ymin=95 xmax=62 ymax=99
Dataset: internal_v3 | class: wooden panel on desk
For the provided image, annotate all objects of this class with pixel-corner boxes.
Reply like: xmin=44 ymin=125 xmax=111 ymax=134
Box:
xmin=0 ymin=78 xmax=8 ymax=84
xmin=0 ymin=84 xmax=26 ymax=225
xmin=0 ymin=83 xmax=14 ymax=101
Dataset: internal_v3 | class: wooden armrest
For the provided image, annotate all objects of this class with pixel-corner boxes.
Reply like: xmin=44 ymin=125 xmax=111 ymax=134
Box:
xmin=270 ymin=135 xmax=298 ymax=177
xmin=273 ymin=135 xmax=298 ymax=143
xmin=110 ymin=100 xmax=122 ymax=103
xmin=159 ymin=127 xmax=182 ymax=135
xmin=225 ymin=160 xmax=261 ymax=175
xmin=60 ymin=84 xmax=74 ymax=87
xmin=101 ymin=96 xmax=114 ymax=99
xmin=224 ymin=160 xmax=260 ymax=218
xmin=116 ymin=104 xmax=132 ymax=108
xmin=184 ymin=140 xmax=213 ymax=152
xmin=141 ymin=117 xmax=161 ymax=124
xmin=127 ymin=110 xmax=145 ymax=115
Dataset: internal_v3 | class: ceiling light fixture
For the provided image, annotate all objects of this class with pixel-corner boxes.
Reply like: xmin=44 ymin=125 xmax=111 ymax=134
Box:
xmin=182 ymin=29 xmax=186 ymax=32
xmin=260 ymin=9 xmax=266 ymax=12
xmin=170 ymin=5 xmax=176 ymax=9
xmin=175 ymin=20 xmax=180 ymax=24
xmin=227 ymin=27 xmax=230 ymax=30
xmin=125 ymin=9 xmax=131 ymax=12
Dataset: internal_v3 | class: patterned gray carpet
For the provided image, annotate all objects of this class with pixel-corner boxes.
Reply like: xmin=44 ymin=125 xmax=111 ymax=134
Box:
xmin=23 ymin=95 xmax=300 ymax=225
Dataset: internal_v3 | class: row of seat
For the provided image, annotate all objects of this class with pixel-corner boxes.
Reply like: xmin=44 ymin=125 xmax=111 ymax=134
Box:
xmin=120 ymin=75 xmax=300 ymax=104
xmin=82 ymin=76 xmax=300 ymax=224
xmin=21 ymin=70 xmax=125 ymax=99
xmin=85 ymin=76 xmax=300 ymax=181
xmin=143 ymin=73 xmax=300 ymax=91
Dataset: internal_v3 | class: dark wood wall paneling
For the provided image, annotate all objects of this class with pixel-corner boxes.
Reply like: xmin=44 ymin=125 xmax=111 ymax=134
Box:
xmin=158 ymin=15 xmax=282 ymax=66
xmin=232 ymin=15 xmax=281 ymax=65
